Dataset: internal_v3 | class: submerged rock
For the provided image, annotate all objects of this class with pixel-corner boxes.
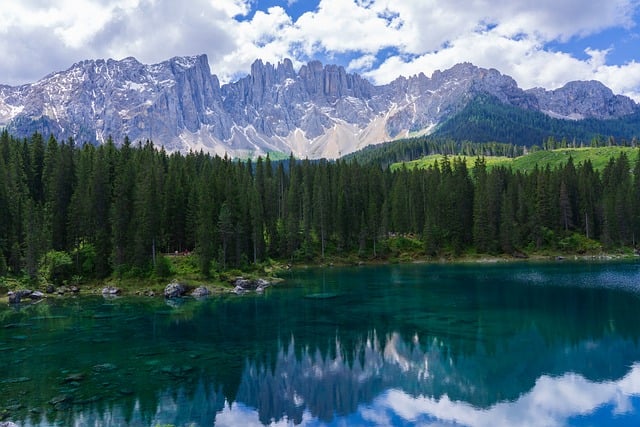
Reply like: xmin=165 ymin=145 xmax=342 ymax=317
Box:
xmin=160 ymin=364 xmax=194 ymax=379
xmin=7 ymin=290 xmax=33 ymax=304
xmin=29 ymin=291 xmax=44 ymax=300
xmin=118 ymin=388 xmax=134 ymax=396
xmin=165 ymin=298 xmax=185 ymax=308
xmin=232 ymin=277 xmax=272 ymax=294
xmin=190 ymin=286 xmax=210 ymax=298
xmin=48 ymin=394 xmax=73 ymax=406
xmin=74 ymin=395 xmax=102 ymax=405
xmin=255 ymin=278 xmax=271 ymax=292
xmin=62 ymin=373 xmax=85 ymax=383
xmin=7 ymin=292 xmax=19 ymax=304
xmin=164 ymin=282 xmax=187 ymax=298
xmin=101 ymin=286 xmax=121 ymax=296
xmin=92 ymin=363 xmax=117 ymax=372
xmin=233 ymin=285 xmax=246 ymax=295
xmin=0 ymin=377 xmax=31 ymax=384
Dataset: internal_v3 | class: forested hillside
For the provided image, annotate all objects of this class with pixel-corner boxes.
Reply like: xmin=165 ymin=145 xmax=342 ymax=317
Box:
xmin=344 ymin=137 xmax=526 ymax=167
xmin=433 ymin=94 xmax=640 ymax=146
xmin=1 ymin=130 xmax=640 ymax=286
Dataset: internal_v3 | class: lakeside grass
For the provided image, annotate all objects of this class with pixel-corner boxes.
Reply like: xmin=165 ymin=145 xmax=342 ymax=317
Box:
xmin=392 ymin=146 xmax=639 ymax=173
xmin=1 ymin=236 xmax=637 ymax=303
xmin=0 ymin=255 xmax=287 ymax=302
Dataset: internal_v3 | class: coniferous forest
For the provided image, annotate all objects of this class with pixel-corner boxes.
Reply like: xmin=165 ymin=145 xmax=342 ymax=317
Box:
xmin=1 ymin=129 xmax=640 ymax=285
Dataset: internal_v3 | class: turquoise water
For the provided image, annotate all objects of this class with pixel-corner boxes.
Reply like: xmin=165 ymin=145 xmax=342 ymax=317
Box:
xmin=2 ymin=261 xmax=640 ymax=426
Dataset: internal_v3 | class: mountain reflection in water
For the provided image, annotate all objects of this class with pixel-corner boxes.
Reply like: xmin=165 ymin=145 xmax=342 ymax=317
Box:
xmin=4 ymin=262 xmax=640 ymax=426
xmin=227 ymin=332 xmax=640 ymax=426
xmin=41 ymin=329 xmax=640 ymax=426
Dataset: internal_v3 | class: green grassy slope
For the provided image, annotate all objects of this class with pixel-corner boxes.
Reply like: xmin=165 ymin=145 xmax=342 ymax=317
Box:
xmin=392 ymin=146 xmax=639 ymax=173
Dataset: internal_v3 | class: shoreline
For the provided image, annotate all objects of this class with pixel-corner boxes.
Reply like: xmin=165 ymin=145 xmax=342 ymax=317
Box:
xmin=1 ymin=251 xmax=638 ymax=305
xmin=289 ymin=251 xmax=638 ymax=268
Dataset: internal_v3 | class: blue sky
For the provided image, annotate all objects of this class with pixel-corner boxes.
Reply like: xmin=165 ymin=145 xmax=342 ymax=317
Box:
xmin=1 ymin=0 xmax=639 ymax=100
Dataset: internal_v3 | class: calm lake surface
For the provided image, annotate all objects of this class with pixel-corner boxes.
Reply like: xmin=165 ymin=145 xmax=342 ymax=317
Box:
xmin=2 ymin=261 xmax=640 ymax=426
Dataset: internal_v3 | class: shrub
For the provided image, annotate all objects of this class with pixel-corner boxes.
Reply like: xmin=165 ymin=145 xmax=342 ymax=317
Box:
xmin=72 ymin=243 xmax=96 ymax=278
xmin=154 ymin=255 xmax=173 ymax=278
xmin=40 ymin=250 xmax=73 ymax=285
xmin=558 ymin=233 xmax=602 ymax=254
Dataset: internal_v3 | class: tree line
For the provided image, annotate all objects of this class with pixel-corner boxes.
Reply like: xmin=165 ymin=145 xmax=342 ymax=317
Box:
xmin=433 ymin=94 xmax=640 ymax=148
xmin=344 ymin=135 xmax=526 ymax=167
xmin=1 ymin=129 xmax=639 ymax=284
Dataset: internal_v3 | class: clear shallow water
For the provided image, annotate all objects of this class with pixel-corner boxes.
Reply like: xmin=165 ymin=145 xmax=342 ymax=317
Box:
xmin=2 ymin=261 xmax=640 ymax=426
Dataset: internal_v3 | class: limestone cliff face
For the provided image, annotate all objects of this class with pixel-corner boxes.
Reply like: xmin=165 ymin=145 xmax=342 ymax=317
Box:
xmin=526 ymin=80 xmax=637 ymax=120
xmin=1 ymin=55 xmax=637 ymax=159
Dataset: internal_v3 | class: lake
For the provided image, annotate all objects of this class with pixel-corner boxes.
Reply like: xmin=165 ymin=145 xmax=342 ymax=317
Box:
xmin=2 ymin=261 xmax=640 ymax=426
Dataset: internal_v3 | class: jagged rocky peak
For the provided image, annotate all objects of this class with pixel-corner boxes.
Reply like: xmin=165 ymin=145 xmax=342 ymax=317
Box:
xmin=1 ymin=54 xmax=638 ymax=159
xmin=527 ymin=80 xmax=637 ymax=120
xmin=277 ymin=58 xmax=296 ymax=80
xmin=296 ymin=60 xmax=374 ymax=99
xmin=249 ymin=58 xmax=296 ymax=85
xmin=431 ymin=63 xmax=526 ymax=99
xmin=166 ymin=54 xmax=209 ymax=70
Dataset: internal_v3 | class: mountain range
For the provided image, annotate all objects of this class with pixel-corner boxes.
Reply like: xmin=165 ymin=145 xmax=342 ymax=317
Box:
xmin=1 ymin=54 xmax=638 ymax=159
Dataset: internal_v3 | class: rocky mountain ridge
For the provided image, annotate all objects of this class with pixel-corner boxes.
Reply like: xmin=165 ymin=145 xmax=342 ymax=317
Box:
xmin=0 ymin=54 xmax=637 ymax=159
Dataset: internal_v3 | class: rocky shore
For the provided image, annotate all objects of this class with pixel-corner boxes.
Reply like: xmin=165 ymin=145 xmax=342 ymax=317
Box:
xmin=3 ymin=276 xmax=278 ymax=305
xmin=2 ymin=251 xmax=635 ymax=306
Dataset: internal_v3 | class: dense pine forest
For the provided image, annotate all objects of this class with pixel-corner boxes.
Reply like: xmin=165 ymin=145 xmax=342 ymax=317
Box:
xmin=1 ymin=129 xmax=640 ymax=286
xmin=431 ymin=94 xmax=640 ymax=147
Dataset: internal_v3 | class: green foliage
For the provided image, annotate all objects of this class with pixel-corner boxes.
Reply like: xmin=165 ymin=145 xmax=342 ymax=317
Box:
xmin=1 ymin=131 xmax=639 ymax=285
xmin=433 ymin=94 xmax=640 ymax=147
xmin=154 ymin=255 xmax=173 ymax=278
xmin=72 ymin=243 xmax=96 ymax=278
xmin=168 ymin=254 xmax=200 ymax=276
xmin=558 ymin=233 xmax=602 ymax=254
xmin=0 ymin=254 xmax=6 ymax=276
xmin=122 ymin=266 xmax=150 ymax=279
xmin=388 ymin=235 xmax=423 ymax=254
xmin=40 ymin=250 xmax=73 ymax=285
xmin=265 ymin=151 xmax=290 ymax=161
xmin=394 ymin=147 xmax=638 ymax=174
xmin=507 ymin=147 xmax=637 ymax=173
xmin=349 ymin=95 xmax=640 ymax=168
xmin=345 ymin=136 xmax=524 ymax=167
xmin=392 ymin=154 xmax=511 ymax=172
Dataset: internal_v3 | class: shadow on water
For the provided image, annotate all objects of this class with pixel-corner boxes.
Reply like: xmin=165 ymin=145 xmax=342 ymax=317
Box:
xmin=2 ymin=261 xmax=640 ymax=425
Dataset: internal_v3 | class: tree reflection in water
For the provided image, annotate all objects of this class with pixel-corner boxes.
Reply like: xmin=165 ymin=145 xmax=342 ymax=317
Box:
xmin=233 ymin=330 xmax=640 ymax=426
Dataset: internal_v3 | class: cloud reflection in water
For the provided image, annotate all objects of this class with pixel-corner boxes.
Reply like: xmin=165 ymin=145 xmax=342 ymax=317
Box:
xmin=220 ymin=331 xmax=640 ymax=426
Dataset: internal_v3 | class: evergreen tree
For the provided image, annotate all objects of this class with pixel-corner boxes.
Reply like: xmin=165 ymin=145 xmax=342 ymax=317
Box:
xmin=312 ymin=161 xmax=330 ymax=259
xmin=473 ymin=157 xmax=491 ymax=252
xmin=195 ymin=162 xmax=216 ymax=276
xmin=633 ymin=150 xmax=640 ymax=246
xmin=217 ymin=202 xmax=234 ymax=270
xmin=131 ymin=142 xmax=163 ymax=270
xmin=90 ymin=145 xmax=113 ymax=278
xmin=111 ymin=137 xmax=136 ymax=273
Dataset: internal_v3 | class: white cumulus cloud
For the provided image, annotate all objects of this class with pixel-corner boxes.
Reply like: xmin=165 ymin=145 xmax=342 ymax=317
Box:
xmin=0 ymin=0 xmax=639 ymax=101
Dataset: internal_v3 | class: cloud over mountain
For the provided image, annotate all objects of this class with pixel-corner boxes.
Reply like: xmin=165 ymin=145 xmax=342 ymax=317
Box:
xmin=1 ymin=1 xmax=639 ymax=101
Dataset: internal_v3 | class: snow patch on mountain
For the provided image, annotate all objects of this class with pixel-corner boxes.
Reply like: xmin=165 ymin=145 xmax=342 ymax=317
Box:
xmin=1 ymin=55 xmax=638 ymax=159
